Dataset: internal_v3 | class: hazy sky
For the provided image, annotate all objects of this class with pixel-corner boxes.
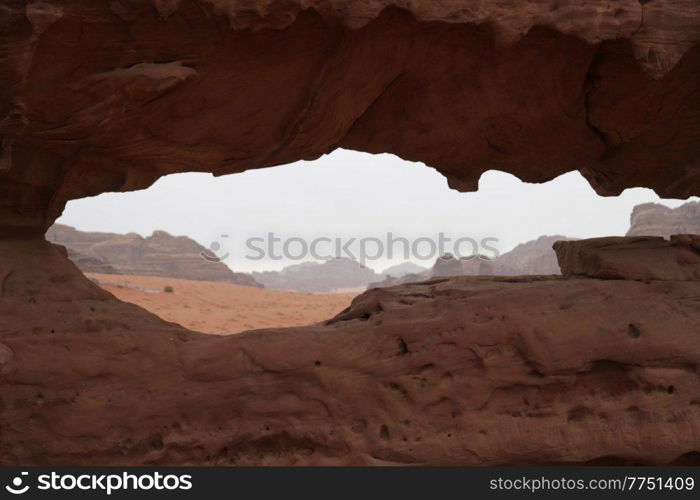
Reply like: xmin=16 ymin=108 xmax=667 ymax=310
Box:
xmin=56 ymin=149 xmax=696 ymax=272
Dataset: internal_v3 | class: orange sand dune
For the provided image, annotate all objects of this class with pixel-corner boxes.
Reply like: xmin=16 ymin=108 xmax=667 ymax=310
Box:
xmin=87 ymin=273 xmax=356 ymax=335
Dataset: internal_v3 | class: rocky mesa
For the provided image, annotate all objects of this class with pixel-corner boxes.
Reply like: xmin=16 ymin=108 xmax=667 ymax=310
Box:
xmin=627 ymin=202 xmax=700 ymax=238
xmin=46 ymin=224 xmax=262 ymax=287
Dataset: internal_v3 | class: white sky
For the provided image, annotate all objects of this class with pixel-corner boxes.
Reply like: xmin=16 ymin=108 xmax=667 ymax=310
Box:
xmin=56 ymin=149 xmax=696 ymax=273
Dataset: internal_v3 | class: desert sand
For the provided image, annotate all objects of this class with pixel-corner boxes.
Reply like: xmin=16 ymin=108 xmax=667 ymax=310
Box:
xmin=86 ymin=273 xmax=355 ymax=334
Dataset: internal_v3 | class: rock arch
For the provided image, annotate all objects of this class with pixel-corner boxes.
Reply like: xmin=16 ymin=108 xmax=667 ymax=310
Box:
xmin=1 ymin=0 xmax=700 ymax=465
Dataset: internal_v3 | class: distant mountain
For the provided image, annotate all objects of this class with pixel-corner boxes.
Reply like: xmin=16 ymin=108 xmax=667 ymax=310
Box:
xmin=493 ymin=235 xmax=574 ymax=276
xmin=381 ymin=261 xmax=428 ymax=277
xmin=46 ymin=224 xmax=262 ymax=287
xmin=432 ymin=253 xmax=494 ymax=277
xmin=627 ymin=202 xmax=700 ymax=238
xmin=368 ymin=273 xmax=427 ymax=289
xmin=252 ymin=258 xmax=380 ymax=293
xmin=65 ymin=248 xmax=120 ymax=275
xmin=368 ymin=199 xmax=700 ymax=291
xmin=369 ymin=236 xmax=572 ymax=288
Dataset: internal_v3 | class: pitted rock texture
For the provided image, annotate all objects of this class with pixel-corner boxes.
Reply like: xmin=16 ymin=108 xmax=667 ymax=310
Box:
xmin=1 ymin=239 xmax=700 ymax=465
xmin=554 ymin=235 xmax=700 ymax=280
xmin=2 ymin=1 xmax=700 ymax=236
xmin=0 ymin=343 xmax=16 ymax=377
xmin=627 ymin=202 xmax=700 ymax=238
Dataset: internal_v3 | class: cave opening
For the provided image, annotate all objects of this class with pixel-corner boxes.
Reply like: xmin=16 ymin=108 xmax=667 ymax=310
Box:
xmin=46 ymin=149 xmax=696 ymax=335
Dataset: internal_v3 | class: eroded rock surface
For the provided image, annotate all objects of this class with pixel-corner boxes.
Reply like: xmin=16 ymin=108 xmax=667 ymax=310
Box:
xmin=555 ymin=235 xmax=700 ymax=280
xmin=2 ymin=1 xmax=700 ymax=237
xmin=2 ymin=0 xmax=700 ymax=467
xmin=1 ymin=239 xmax=699 ymax=465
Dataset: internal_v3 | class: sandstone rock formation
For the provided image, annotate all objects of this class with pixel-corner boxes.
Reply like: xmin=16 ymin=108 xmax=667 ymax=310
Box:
xmin=370 ymin=238 xmax=572 ymax=288
xmin=46 ymin=224 xmax=262 ymax=287
xmin=2 ymin=0 xmax=700 ymax=466
xmin=2 ymin=1 xmax=700 ymax=238
xmin=1 ymin=238 xmax=699 ymax=465
xmin=554 ymin=235 xmax=700 ymax=281
xmin=627 ymin=202 xmax=700 ymax=238
xmin=252 ymin=258 xmax=380 ymax=292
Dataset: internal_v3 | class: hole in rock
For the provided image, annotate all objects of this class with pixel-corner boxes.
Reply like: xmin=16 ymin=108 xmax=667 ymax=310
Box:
xmin=627 ymin=323 xmax=642 ymax=338
xmin=379 ymin=425 xmax=390 ymax=440
xmin=49 ymin=149 xmax=696 ymax=335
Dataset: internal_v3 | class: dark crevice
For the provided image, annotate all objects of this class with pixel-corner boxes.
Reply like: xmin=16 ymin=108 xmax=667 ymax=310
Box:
xmin=397 ymin=336 xmax=409 ymax=356
xmin=628 ymin=323 xmax=642 ymax=338
xmin=582 ymin=49 xmax=610 ymax=150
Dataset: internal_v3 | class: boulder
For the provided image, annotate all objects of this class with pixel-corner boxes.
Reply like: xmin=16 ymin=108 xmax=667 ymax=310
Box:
xmin=554 ymin=235 xmax=700 ymax=280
